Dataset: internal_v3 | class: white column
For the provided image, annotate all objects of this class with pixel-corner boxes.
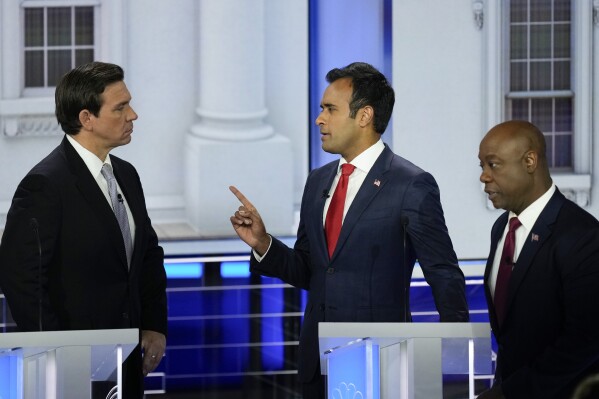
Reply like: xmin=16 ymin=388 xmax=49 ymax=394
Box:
xmin=186 ymin=0 xmax=294 ymax=236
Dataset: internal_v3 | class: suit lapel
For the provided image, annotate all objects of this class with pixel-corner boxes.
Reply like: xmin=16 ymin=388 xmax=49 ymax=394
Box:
xmin=330 ymin=146 xmax=392 ymax=261
xmin=62 ymin=137 xmax=129 ymax=269
xmin=314 ymin=163 xmax=338 ymax=261
xmin=505 ymin=190 xmax=564 ymax=315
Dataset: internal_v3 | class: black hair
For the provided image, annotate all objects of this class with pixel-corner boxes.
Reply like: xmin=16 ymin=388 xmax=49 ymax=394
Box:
xmin=55 ymin=61 xmax=124 ymax=135
xmin=326 ymin=62 xmax=395 ymax=134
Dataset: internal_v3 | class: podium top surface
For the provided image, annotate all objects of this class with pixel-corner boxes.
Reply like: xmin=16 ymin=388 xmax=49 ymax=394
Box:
xmin=0 ymin=329 xmax=140 ymax=380
xmin=0 ymin=328 xmax=138 ymax=350
xmin=319 ymin=322 xmax=490 ymax=353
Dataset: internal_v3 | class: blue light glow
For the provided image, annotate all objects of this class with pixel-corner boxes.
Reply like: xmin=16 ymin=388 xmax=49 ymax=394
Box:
xmin=221 ymin=261 xmax=251 ymax=278
xmin=164 ymin=262 xmax=203 ymax=279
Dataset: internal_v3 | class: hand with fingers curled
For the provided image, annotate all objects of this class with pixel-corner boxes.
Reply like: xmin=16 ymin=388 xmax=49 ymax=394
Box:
xmin=141 ymin=329 xmax=166 ymax=376
xmin=229 ymin=186 xmax=271 ymax=256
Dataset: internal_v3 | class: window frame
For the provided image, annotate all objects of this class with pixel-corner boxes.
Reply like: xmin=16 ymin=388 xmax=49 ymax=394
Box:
xmin=483 ymin=0 xmax=594 ymax=207
xmin=22 ymin=4 xmax=99 ymax=97
xmin=0 ymin=0 xmax=125 ymax=137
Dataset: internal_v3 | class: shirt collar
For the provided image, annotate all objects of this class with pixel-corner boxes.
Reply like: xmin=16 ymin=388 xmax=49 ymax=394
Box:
xmin=338 ymin=139 xmax=385 ymax=174
xmin=66 ymin=134 xmax=112 ymax=178
xmin=509 ymin=184 xmax=556 ymax=232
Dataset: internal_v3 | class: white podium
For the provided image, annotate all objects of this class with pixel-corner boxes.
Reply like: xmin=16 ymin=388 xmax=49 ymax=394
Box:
xmin=0 ymin=328 xmax=138 ymax=399
xmin=319 ymin=323 xmax=491 ymax=399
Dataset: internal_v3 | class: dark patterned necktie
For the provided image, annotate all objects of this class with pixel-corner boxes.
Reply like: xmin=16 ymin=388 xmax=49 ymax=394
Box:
xmin=494 ymin=217 xmax=522 ymax=326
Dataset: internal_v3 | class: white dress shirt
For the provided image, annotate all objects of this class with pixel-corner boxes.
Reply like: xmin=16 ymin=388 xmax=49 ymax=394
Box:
xmin=66 ymin=134 xmax=136 ymax=243
xmin=488 ymin=184 xmax=556 ymax=299
xmin=255 ymin=140 xmax=385 ymax=262
xmin=322 ymin=139 xmax=386 ymax=226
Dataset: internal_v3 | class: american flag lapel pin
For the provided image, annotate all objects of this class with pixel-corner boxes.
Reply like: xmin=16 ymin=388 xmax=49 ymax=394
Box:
xmin=531 ymin=233 xmax=539 ymax=242
xmin=373 ymin=179 xmax=381 ymax=187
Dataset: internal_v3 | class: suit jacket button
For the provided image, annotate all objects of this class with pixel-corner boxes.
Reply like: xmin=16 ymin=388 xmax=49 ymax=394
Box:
xmin=319 ymin=304 xmax=325 ymax=311
xmin=326 ymin=267 xmax=335 ymax=274
xmin=122 ymin=312 xmax=129 ymax=319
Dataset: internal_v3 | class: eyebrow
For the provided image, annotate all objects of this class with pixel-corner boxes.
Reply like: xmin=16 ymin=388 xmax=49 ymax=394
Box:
xmin=113 ymin=100 xmax=130 ymax=109
xmin=320 ymin=102 xmax=335 ymax=109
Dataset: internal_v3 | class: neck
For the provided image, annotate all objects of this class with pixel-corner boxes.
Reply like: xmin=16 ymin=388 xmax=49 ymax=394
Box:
xmin=70 ymin=133 xmax=110 ymax=162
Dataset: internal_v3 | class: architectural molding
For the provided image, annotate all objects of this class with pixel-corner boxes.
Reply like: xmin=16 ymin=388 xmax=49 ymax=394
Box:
xmin=3 ymin=115 xmax=62 ymax=137
xmin=473 ymin=0 xmax=484 ymax=30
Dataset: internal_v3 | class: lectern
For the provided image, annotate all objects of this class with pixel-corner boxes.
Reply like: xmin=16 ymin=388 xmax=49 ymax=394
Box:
xmin=0 ymin=328 xmax=138 ymax=399
xmin=319 ymin=323 xmax=491 ymax=399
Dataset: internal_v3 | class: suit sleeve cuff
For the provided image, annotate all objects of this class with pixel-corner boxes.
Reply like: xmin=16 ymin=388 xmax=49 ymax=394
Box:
xmin=252 ymin=235 xmax=273 ymax=262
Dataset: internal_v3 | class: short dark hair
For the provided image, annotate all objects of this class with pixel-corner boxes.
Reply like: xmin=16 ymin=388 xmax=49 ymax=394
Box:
xmin=325 ymin=62 xmax=395 ymax=134
xmin=55 ymin=61 xmax=125 ymax=135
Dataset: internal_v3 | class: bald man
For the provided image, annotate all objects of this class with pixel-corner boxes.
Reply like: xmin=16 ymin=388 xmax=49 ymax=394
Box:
xmin=477 ymin=120 xmax=599 ymax=399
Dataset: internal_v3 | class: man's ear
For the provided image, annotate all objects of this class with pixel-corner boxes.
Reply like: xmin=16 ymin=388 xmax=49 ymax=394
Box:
xmin=79 ymin=110 xmax=93 ymax=130
xmin=358 ymin=106 xmax=374 ymax=128
xmin=524 ymin=150 xmax=538 ymax=173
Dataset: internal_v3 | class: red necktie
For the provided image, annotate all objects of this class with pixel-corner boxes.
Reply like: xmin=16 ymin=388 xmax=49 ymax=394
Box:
xmin=494 ymin=217 xmax=522 ymax=326
xmin=325 ymin=163 xmax=356 ymax=258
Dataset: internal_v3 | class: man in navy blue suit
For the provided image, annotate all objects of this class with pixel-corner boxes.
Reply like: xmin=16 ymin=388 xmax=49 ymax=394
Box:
xmin=477 ymin=120 xmax=599 ymax=399
xmin=230 ymin=62 xmax=468 ymax=399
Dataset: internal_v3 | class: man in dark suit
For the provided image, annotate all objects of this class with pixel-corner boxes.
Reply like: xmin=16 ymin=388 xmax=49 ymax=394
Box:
xmin=0 ymin=62 xmax=167 ymax=398
xmin=477 ymin=120 xmax=599 ymax=399
xmin=229 ymin=62 xmax=469 ymax=399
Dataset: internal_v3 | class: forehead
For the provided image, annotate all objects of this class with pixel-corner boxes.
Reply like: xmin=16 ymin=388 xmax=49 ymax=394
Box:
xmin=479 ymin=129 xmax=525 ymax=159
xmin=100 ymin=81 xmax=130 ymax=104
xmin=321 ymin=77 xmax=353 ymax=104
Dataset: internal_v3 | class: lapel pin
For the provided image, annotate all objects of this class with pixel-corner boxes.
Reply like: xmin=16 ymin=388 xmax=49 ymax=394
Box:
xmin=531 ymin=233 xmax=539 ymax=242
xmin=373 ymin=179 xmax=381 ymax=187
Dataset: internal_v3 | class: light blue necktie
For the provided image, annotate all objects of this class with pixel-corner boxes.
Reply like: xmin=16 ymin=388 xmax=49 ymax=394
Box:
xmin=101 ymin=164 xmax=133 ymax=267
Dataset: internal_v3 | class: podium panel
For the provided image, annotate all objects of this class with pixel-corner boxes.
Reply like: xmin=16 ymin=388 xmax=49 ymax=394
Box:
xmin=326 ymin=338 xmax=380 ymax=399
xmin=0 ymin=329 xmax=138 ymax=399
xmin=319 ymin=323 xmax=491 ymax=399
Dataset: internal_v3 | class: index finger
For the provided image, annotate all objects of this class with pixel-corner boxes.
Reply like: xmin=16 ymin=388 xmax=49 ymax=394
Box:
xmin=229 ymin=186 xmax=256 ymax=209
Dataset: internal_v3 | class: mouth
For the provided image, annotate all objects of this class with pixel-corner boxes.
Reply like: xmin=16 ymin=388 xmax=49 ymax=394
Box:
xmin=485 ymin=190 xmax=498 ymax=201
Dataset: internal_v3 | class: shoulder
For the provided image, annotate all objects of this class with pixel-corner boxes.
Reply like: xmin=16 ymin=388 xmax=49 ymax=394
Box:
xmin=19 ymin=144 xmax=70 ymax=190
xmin=555 ymin=197 xmax=599 ymax=231
xmin=308 ymin=159 xmax=337 ymax=178
xmin=109 ymin=154 xmax=138 ymax=177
